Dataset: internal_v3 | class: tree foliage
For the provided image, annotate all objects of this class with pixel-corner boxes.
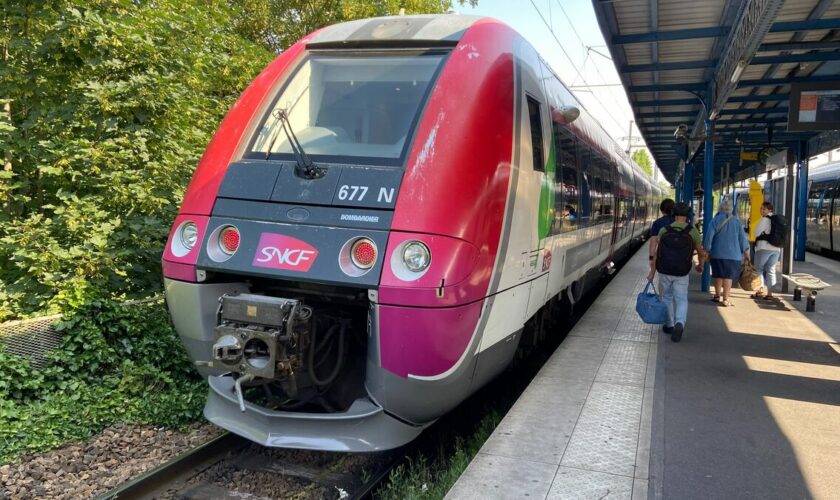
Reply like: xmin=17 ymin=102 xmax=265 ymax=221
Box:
xmin=632 ymin=149 xmax=654 ymax=178
xmin=0 ymin=0 xmax=476 ymax=321
xmin=0 ymin=0 xmax=275 ymax=319
xmin=231 ymin=0 xmax=477 ymax=53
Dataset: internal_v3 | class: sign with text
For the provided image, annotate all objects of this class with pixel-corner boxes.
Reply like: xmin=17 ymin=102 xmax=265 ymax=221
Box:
xmin=789 ymin=82 xmax=840 ymax=131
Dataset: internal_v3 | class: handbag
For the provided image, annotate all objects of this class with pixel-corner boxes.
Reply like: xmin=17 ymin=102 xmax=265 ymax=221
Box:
xmin=738 ymin=262 xmax=762 ymax=291
xmin=636 ymin=280 xmax=667 ymax=325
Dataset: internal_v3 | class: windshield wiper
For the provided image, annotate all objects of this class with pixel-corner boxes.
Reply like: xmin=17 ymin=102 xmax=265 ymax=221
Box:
xmin=264 ymin=108 xmax=325 ymax=179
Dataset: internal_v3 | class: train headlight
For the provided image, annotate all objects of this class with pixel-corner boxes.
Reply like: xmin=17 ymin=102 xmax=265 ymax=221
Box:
xmin=402 ymin=241 xmax=431 ymax=272
xmin=170 ymin=220 xmax=200 ymax=257
xmin=180 ymin=221 xmax=199 ymax=250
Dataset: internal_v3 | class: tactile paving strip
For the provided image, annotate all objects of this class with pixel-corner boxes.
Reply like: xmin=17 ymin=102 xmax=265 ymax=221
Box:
xmin=595 ymin=341 xmax=650 ymax=386
xmin=548 ymin=466 xmax=634 ymax=500
xmin=560 ymin=382 xmax=645 ymax=477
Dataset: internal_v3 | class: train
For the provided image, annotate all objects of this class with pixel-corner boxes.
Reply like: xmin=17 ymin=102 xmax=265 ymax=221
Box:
xmin=723 ymin=161 xmax=840 ymax=257
xmin=804 ymin=162 xmax=840 ymax=257
xmin=161 ymin=14 xmax=663 ymax=452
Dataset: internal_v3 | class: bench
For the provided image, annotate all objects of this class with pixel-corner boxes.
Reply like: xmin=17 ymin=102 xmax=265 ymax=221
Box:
xmin=782 ymin=273 xmax=831 ymax=312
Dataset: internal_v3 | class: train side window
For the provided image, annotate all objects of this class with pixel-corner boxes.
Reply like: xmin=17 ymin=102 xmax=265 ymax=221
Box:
xmin=553 ymin=126 xmax=579 ymax=233
xmin=579 ymin=147 xmax=592 ymax=225
xmin=588 ymin=146 xmax=604 ymax=223
xmin=527 ymin=96 xmax=545 ymax=172
xmin=808 ymin=188 xmax=823 ymax=223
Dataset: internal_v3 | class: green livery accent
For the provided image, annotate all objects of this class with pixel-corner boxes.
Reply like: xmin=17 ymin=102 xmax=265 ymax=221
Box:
xmin=537 ymin=136 xmax=556 ymax=242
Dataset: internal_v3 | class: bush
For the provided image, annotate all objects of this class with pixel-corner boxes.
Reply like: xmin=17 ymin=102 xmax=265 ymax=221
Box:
xmin=0 ymin=299 xmax=205 ymax=463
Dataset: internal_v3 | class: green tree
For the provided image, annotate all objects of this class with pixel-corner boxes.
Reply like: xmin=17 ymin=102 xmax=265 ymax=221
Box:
xmin=232 ymin=0 xmax=477 ymax=53
xmin=0 ymin=0 xmax=479 ymax=320
xmin=632 ymin=149 xmax=654 ymax=178
xmin=0 ymin=0 xmax=273 ymax=319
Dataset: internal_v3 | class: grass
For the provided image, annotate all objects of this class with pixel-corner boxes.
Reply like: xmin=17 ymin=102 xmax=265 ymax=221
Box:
xmin=374 ymin=410 xmax=502 ymax=500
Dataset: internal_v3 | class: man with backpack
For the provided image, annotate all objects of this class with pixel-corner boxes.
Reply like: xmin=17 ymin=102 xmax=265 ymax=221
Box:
xmin=753 ymin=201 xmax=787 ymax=300
xmin=647 ymin=202 xmax=705 ymax=342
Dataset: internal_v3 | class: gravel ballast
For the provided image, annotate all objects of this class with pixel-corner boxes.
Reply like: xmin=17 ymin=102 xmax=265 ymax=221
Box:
xmin=0 ymin=422 xmax=222 ymax=499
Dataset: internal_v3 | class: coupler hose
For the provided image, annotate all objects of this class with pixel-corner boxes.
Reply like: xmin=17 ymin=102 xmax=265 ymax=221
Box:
xmin=307 ymin=321 xmax=347 ymax=386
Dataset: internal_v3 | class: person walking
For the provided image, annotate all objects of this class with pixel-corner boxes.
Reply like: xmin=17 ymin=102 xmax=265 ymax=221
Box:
xmin=703 ymin=197 xmax=750 ymax=307
xmin=753 ymin=201 xmax=784 ymax=300
xmin=647 ymin=198 xmax=674 ymax=291
xmin=647 ymin=202 xmax=704 ymax=342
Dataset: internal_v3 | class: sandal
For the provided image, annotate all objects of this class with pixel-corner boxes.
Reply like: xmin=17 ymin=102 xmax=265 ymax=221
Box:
xmin=711 ymin=295 xmax=721 ymax=302
xmin=750 ymin=292 xmax=765 ymax=299
xmin=720 ymin=300 xmax=734 ymax=307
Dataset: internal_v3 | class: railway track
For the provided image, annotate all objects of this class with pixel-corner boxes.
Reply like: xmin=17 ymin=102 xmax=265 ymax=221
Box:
xmin=98 ymin=431 xmax=403 ymax=500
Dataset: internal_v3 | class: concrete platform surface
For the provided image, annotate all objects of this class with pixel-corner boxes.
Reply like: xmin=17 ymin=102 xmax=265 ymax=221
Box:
xmin=446 ymin=248 xmax=657 ymax=500
xmin=652 ymin=251 xmax=840 ymax=500
xmin=446 ymin=248 xmax=840 ymax=500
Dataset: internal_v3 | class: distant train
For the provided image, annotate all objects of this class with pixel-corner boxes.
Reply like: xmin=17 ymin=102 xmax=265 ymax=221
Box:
xmin=805 ymin=162 xmax=840 ymax=257
xmin=161 ymin=15 xmax=662 ymax=452
xmin=722 ymin=162 xmax=840 ymax=257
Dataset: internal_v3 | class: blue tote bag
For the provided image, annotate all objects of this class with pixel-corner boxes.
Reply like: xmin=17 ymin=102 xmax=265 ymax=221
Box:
xmin=636 ymin=280 xmax=667 ymax=325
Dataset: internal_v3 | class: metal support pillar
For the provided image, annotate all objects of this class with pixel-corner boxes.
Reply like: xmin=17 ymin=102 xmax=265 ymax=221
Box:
xmin=675 ymin=171 xmax=683 ymax=203
xmin=684 ymin=160 xmax=695 ymax=210
xmin=781 ymin=147 xmax=796 ymax=293
xmin=795 ymin=140 xmax=808 ymax=261
xmin=701 ymin=119 xmax=714 ymax=292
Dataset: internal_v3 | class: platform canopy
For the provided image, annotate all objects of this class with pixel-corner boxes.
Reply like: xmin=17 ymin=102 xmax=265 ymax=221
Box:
xmin=593 ymin=0 xmax=840 ymax=185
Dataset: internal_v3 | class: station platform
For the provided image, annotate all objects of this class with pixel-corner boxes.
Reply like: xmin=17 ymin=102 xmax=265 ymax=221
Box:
xmin=446 ymin=247 xmax=840 ymax=499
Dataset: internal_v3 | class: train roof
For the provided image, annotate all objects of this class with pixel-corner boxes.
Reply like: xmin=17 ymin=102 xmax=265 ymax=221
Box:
xmin=308 ymin=14 xmax=659 ymax=192
xmin=308 ymin=14 xmax=483 ymax=46
xmin=809 ymin=161 xmax=840 ymax=184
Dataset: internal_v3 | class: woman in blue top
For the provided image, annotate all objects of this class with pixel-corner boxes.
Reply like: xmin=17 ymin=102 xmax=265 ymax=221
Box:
xmin=703 ymin=198 xmax=750 ymax=306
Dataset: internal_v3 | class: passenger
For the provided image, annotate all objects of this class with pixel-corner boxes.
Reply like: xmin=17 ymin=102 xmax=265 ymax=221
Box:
xmin=647 ymin=202 xmax=704 ymax=343
xmin=563 ymin=204 xmax=577 ymax=221
xmin=647 ymin=198 xmax=675 ymax=263
xmin=647 ymin=198 xmax=674 ymax=293
xmin=753 ymin=201 xmax=782 ymax=300
xmin=703 ymin=197 xmax=750 ymax=307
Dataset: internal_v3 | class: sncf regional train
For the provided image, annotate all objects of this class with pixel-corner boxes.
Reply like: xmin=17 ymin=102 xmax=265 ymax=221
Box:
xmin=162 ymin=15 xmax=663 ymax=451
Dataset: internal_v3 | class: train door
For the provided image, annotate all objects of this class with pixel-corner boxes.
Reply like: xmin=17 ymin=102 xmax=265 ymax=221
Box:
xmin=806 ymin=182 xmax=829 ymax=251
xmin=519 ymin=51 xmax=552 ymax=320
xmin=608 ymin=160 xmax=620 ymax=254
xmin=476 ymin=45 xmax=550 ymax=363
xmin=828 ymin=183 xmax=839 ymax=254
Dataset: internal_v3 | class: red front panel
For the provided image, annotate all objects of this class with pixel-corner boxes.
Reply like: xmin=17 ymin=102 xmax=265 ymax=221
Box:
xmin=387 ymin=19 xmax=516 ymax=305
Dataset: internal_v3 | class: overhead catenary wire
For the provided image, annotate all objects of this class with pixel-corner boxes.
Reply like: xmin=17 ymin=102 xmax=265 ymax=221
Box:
xmin=553 ymin=0 xmax=635 ymax=136
xmin=528 ymin=0 xmax=627 ymax=134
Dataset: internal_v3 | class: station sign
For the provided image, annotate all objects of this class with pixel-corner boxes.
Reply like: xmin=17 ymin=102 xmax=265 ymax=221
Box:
xmin=788 ymin=81 xmax=840 ymax=131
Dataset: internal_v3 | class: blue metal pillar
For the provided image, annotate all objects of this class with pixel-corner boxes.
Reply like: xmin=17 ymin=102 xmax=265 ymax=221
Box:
xmin=795 ymin=140 xmax=808 ymax=261
xmin=675 ymin=168 xmax=683 ymax=203
xmin=701 ymin=119 xmax=714 ymax=292
xmin=683 ymin=160 xmax=695 ymax=209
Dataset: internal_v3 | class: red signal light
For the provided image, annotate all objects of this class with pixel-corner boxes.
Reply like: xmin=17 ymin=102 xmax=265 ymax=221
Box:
xmin=351 ymin=239 xmax=377 ymax=269
xmin=220 ymin=226 xmax=240 ymax=255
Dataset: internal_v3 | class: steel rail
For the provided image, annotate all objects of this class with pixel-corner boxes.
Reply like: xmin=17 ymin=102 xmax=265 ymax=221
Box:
xmin=96 ymin=432 xmax=246 ymax=500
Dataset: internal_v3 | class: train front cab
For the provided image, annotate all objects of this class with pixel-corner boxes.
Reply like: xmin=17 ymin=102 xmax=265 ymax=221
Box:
xmin=161 ymin=15 xmax=662 ymax=453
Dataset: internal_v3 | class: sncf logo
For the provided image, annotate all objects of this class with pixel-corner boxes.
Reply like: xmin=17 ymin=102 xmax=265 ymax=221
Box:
xmin=252 ymin=233 xmax=318 ymax=272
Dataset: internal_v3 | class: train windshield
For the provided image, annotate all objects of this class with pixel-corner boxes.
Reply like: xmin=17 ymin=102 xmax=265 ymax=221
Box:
xmin=251 ymin=54 xmax=445 ymax=164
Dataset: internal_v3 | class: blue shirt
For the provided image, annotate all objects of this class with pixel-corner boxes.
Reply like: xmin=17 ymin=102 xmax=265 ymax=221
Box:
xmin=649 ymin=215 xmax=673 ymax=238
xmin=703 ymin=212 xmax=749 ymax=260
